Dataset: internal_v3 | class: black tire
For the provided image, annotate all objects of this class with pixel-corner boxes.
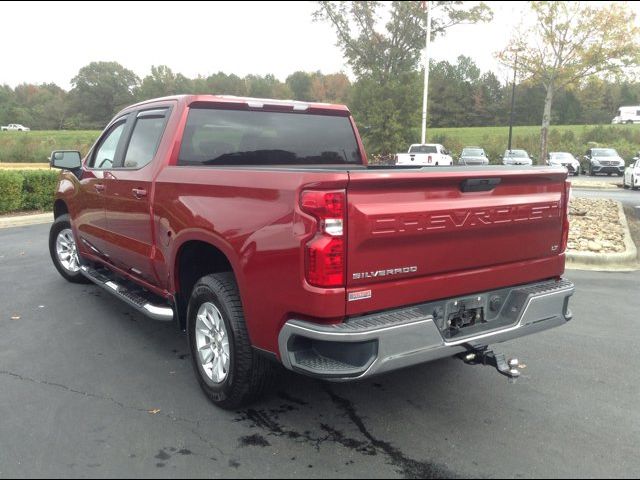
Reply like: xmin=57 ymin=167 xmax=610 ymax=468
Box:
xmin=49 ymin=214 xmax=90 ymax=283
xmin=187 ymin=273 xmax=275 ymax=409
xmin=589 ymin=169 xmax=595 ymax=176
xmin=633 ymin=176 xmax=638 ymax=191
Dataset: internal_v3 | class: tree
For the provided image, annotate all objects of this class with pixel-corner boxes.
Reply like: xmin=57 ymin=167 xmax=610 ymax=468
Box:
xmin=137 ymin=65 xmax=180 ymax=100
xmin=206 ymin=72 xmax=246 ymax=96
xmin=313 ymin=1 xmax=492 ymax=152
xmin=286 ymin=71 xmax=315 ymax=101
xmin=70 ymin=61 xmax=140 ymax=126
xmin=499 ymin=1 xmax=640 ymax=164
xmin=314 ymin=1 xmax=492 ymax=84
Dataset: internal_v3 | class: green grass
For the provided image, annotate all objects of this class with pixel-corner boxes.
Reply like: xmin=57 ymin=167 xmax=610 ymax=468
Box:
xmin=0 ymin=130 xmax=99 ymax=163
xmin=2 ymin=124 xmax=640 ymax=164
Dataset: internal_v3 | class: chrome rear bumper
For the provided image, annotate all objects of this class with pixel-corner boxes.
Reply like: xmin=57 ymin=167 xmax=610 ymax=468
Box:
xmin=278 ymin=279 xmax=574 ymax=380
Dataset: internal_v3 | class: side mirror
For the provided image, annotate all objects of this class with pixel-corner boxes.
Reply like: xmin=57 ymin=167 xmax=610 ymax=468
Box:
xmin=50 ymin=150 xmax=82 ymax=170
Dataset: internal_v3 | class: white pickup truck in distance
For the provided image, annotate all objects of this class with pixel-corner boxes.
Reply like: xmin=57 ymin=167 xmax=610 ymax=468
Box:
xmin=1 ymin=123 xmax=30 ymax=131
xmin=396 ymin=144 xmax=453 ymax=166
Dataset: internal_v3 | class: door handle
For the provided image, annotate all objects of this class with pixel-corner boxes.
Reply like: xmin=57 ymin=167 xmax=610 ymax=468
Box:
xmin=94 ymin=183 xmax=105 ymax=193
xmin=132 ymin=188 xmax=147 ymax=199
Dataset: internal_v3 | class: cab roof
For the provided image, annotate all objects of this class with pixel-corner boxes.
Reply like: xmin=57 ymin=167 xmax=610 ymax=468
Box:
xmin=126 ymin=94 xmax=350 ymax=115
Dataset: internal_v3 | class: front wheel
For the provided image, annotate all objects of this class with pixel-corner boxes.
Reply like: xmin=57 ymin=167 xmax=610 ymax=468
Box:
xmin=187 ymin=273 xmax=276 ymax=409
xmin=49 ymin=214 xmax=90 ymax=283
xmin=633 ymin=176 xmax=638 ymax=191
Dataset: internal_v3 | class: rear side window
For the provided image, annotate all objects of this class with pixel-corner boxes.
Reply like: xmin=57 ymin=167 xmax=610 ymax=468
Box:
xmin=121 ymin=109 xmax=168 ymax=169
xmin=178 ymin=108 xmax=361 ymax=166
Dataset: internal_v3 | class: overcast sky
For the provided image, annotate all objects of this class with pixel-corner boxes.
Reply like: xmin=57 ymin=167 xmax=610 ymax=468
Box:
xmin=2 ymin=1 xmax=638 ymax=90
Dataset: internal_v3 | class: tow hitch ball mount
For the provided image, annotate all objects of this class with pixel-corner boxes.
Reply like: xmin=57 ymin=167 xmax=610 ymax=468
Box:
xmin=459 ymin=348 xmax=524 ymax=382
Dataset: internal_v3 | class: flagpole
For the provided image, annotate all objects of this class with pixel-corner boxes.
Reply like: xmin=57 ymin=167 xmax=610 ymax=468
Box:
xmin=420 ymin=0 xmax=432 ymax=144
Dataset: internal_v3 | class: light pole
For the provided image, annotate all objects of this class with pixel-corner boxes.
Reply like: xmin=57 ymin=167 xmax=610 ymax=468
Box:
xmin=420 ymin=0 xmax=432 ymax=145
xmin=507 ymin=51 xmax=518 ymax=151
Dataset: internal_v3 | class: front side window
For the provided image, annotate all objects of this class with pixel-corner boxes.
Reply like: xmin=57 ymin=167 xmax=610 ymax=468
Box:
xmin=178 ymin=108 xmax=361 ymax=166
xmin=121 ymin=111 xmax=168 ymax=169
xmin=91 ymin=122 xmax=126 ymax=169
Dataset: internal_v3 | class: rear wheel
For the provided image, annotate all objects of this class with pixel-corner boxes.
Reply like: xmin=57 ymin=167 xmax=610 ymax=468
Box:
xmin=187 ymin=273 xmax=276 ymax=409
xmin=49 ymin=214 xmax=90 ymax=283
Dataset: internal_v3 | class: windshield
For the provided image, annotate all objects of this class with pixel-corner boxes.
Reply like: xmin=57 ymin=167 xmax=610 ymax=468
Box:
xmin=409 ymin=145 xmax=438 ymax=154
xmin=462 ymin=148 xmax=484 ymax=156
xmin=505 ymin=150 xmax=528 ymax=158
xmin=592 ymin=148 xmax=617 ymax=157
xmin=550 ymin=152 xmax=573 ymax=160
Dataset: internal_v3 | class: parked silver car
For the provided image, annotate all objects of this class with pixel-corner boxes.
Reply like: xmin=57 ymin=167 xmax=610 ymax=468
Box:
xmin=459 ymin=146 xmax=489 ymax=166
xmin=547 ymin=152 xmax=581 ymax=176
xmin=502 ymin=149 xmax=533 ymax=166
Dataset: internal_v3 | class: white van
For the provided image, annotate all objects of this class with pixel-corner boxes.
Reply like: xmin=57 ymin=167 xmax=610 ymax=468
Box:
xmin=612 ymin=106 xmax=640 ymax=124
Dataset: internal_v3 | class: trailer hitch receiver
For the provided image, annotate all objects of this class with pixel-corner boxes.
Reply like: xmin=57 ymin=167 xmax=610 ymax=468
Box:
xmin=459 ymin=347 xmax=523 ymax=383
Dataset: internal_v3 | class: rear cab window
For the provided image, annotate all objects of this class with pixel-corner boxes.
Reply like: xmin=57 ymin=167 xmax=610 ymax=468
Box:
xmin=409 ymin=145 xmax=437 ymax=154
xmin=177 ymin=107 xmax=362 ymax=166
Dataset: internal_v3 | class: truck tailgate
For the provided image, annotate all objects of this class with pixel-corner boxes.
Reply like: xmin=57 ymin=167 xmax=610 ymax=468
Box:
xmin=346 ymin=167 xmax=568 ymax=311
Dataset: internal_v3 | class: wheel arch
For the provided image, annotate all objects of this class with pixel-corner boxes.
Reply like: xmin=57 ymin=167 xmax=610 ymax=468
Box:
xmin=172 ymin=236 xmax=240 ymax=331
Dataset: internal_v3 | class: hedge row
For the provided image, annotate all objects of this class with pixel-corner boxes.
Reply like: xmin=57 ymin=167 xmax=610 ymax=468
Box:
xmin=0 ymin=170 xmax=59 ymax=214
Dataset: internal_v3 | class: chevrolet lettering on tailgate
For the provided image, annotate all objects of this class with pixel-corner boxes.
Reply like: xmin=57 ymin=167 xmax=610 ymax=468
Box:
xmin=370 ymin=202 xmax=561 ymax=236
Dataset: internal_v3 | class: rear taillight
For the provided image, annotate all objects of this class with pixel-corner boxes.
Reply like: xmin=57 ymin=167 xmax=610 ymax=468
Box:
xmin=300 ymin=190 xmax=346 ymax=288
xmin=561 ymin=180 xmax=571 ymax=253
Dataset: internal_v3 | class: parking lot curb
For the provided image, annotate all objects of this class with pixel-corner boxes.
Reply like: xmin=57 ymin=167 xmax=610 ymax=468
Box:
xmin=0 ymin=212 xmax=53 ymax=229
xmin=570 ymin=182 xmax=621 ymax=191
xmin=566 ymin=201 xmax=638 ymax=271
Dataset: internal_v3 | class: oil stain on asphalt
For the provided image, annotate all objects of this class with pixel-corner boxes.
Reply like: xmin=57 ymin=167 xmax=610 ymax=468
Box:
xmin=233 ymin=385 xmax=457 ymax=479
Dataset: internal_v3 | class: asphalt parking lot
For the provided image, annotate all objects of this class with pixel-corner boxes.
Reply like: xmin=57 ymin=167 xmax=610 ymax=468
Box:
xmin=1 ymin=223 xmax=638 ymax=478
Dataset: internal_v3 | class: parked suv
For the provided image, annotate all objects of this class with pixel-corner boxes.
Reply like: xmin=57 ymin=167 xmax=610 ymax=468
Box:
xmin=584 ymin=148 xmax=625 ymax=176
xmin=459 ymin=146 xmax=489 ymax=166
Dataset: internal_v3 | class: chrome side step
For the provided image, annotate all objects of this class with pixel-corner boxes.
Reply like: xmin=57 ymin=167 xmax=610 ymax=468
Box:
xmin=80 ymin=265 xmax=174 ymax=322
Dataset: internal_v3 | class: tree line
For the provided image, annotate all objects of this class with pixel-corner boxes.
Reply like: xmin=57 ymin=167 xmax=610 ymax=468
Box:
xmin=1 ymin=59 xmax=637 ymax=134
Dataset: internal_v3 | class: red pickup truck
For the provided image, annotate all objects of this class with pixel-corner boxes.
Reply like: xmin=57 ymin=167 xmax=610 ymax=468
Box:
xmin=49 ymin=95 xmax=574 ymax=409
